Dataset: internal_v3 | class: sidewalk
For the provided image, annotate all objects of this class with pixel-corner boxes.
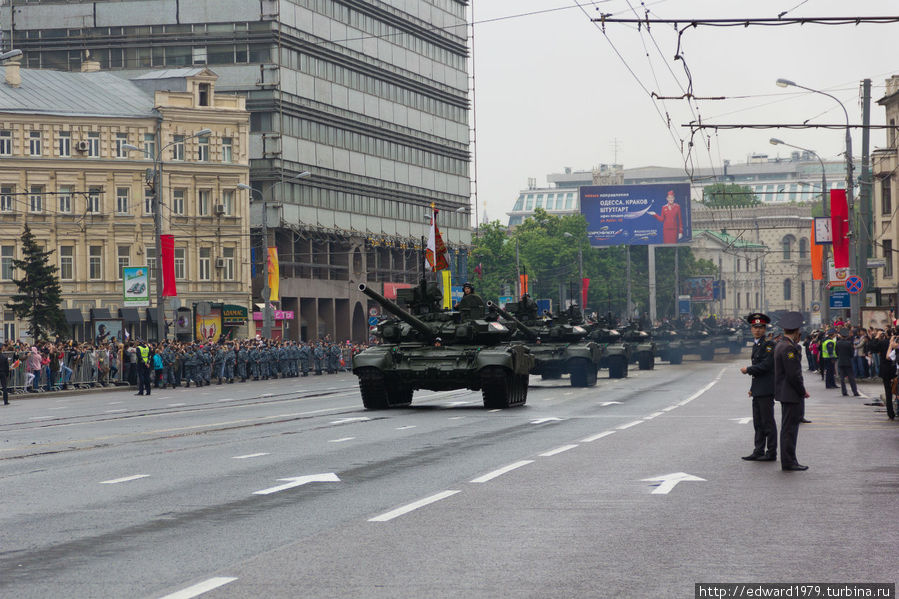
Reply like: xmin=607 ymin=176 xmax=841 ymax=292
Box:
xmin=803 ymin=366 xmax=897 ymax=422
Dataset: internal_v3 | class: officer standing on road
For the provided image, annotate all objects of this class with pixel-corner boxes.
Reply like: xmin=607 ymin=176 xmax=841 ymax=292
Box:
xmin=821 ymin=330 xmax=838 ymax=388
xmin=835 ymin=328 xmax=860 ymax=397
xmin=135 ymin=340 xmax=152 ymax=396
xmin=774 ymin=311 xmax=810 ymax=471
xmin=0 ymin=346 xmax=10 ymax=405
xmin=299 ymin=342 xmax=311 ymax=376
xmin=739 ymin=313 xmax=777 ymax=461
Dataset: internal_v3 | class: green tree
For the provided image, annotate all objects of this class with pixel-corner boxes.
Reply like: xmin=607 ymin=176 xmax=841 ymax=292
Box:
xmin=702 ymin=183 xmax=760 ymax=208
xmin=6 ymin=224 xmax=68 ymax=341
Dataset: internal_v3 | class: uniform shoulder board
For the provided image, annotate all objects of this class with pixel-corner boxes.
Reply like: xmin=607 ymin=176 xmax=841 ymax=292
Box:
xmin=786 ymin=351 xmax=795 ymax=359
xmin=765 ymin=345 xmax=773 ymax=352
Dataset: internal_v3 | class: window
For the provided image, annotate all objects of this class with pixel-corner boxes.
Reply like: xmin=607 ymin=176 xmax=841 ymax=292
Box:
xmin=144 ymin=188 xmax=154 ymax=215
xmin=222 ymin=137 xmax=233 ymax=163
xmin=197 ymin=136 xmax=209 ymax=161
xmin=89 ymin=245 xmax=102 ymax=280
xmin=221 ymin=189 xmax=234 ymax=215
xmin=117 ymin=245 xmax=129 ymax=279
xmin=58 ymin=131 xmax=71 ymax=157
xmin=59 ymin=246 xmax=73 ymax=280
xmin=0 ymin=130 xmax=11 ymax=155
xmin=115 ymin=133 xmax=128 ymax=158
xmin=0 ymin=185 xmax=14 ymax=212
xmin=737 ymin=260 xmax=741 ymax=273
xmin=798 ymin=238 xmax=808 ymax=259
xmin=87 ymin=187 xmax=101 ymax=213
xmin=882 ymin=177 xmax=892 ymax=215
xmin=1 ymin=246 xmax=13 ymax=280
xmin=198 ymin=83 xmax=210 ymax=106
xmin=781 ymin=235 xmax=793 ymax=260
xmin=116 ymin=187 xmax=129 ymax=214
xmin=87 ymin=132 xmax=100 ymax=157
xmin=146 ymin=246 xmax=156 ymax=281
xmin=29 ymin=131 xmax=41 ymax=156
xmin=222 ymin=247 xmax=234 ymax=280
xmin=172 ymin=135 xmax=184 ymax=160
xmin=143 ymin=133 xmax=156 ymax=159
xmin=174 ymin=247 xmax=185 ymax=279
xmin=29 ymin=185 xmax=43 ymax=213
xmin=737 ymin=291 xmax=741 ymax=310
xmin=199 ymin=247 xmax=211 ymax=280
xmin=172 ymin=189 xmax=185 ymax=215
xmin=3 ymin=313 xmax=14 ymax=345
xmin=565 ymin=193 xmax=574 ymax=209
xmin=885 ymin=240 xmax=893 ymax=278
xmin=58 ymin=185 xmax=72 ymax=213
xmin=197 ymin=189 xmax=210 ymax=216
xmin=783 ymin=279 xmax=792 ymax=301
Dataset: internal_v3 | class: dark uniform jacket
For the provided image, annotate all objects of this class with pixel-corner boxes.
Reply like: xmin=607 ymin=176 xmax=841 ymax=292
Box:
xmin=835 ymin=338 xmax=854 ymax=368
xmin=774 ymin=338 xmax=806 ymax=403
xmin=868 ymin=337 xmax=895 ymax=378
xmin=746 ymin=338 xmax=776 ymax=397
xmin=0 ymin=353 xmax=9 ymax=376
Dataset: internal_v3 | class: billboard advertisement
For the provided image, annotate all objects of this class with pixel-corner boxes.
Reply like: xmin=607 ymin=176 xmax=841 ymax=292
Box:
xmin=683 ymin=276 xmax=714 ymax=302
xmin=122 ymin=266 xmax=150 ymax=307
xmin=580 ymin=183 xmax=692 ymax=247
xmin=93 ymin=319 xmax=126 ymax=344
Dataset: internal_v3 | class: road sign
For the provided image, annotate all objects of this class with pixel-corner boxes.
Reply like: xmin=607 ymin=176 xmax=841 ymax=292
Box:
xmin=867 ymin=258 xmax=886 ymax=268
xmin=368 ymin=316 xmax=379 ymax=326
xmin=196 ymin=301 xmax=212 ymax=316
xmin=830 ymin=290 xmax=850 ymax=308
xmin=845 ymin=276 xmax=863 ymax=294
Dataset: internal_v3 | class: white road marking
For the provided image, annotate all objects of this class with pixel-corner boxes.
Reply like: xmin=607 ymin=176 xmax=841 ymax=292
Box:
xmin=330 ymin=417 xmax=370 ymax=425
xmin=446 ymin=401 xmax=473 ymax=406
xmin=601 ymin=401 xmax=622 ymax=406
xmin=157 ymin=576 xmax=238 ymax=599
xmin=487 ymin=409 xmax=501 ymax=413
xmin=232 ymin=453 xmax=270 ymax=459
xmin=644 ymin=411 xmax=664 ymax=420
xmin=369 ymin=490 xmax=460 ymax=522
xmin=168 ymin=403 xmax=186 ymax=407
xmin=47 ymin=406 xmax=68 ymax=410
xmin=616 ymin=420 xmax=643 ymax=430
xmin=109 ymin=401 xmax=123 ymax=405
xmin=580 ymin=430 xmax=616 ymax=443
xmin=642 ymin=472 xmax=706 ymax=495
xmin=730 ymin=417 xmax=752 ymax=424
xmin=216 ymin=398 xmax=235 ymax=403
xmin=261 ymin=393 xmax=273 ymax=397
xmin=328 ymin=437 xmax=355 ymax=443
xmin=539 ymin=444 xmax=578 ymax=457
xmin=662 ymin=405 xmax=679 ymax=411
xmin=105 ymin=409 xmax=128 ymax=413
xmin=563 ymin=392 xmax=573 ymax=396
xmin=100 ymin=474 xmax=149 ymax=484
xmin=448 ymin=416 xmax=466 ymax=420
xmin=395 ymin=425 xmax=416 ymax=430
xmin=470 ymin=460 xmax=534 ymax=483
xmin=29 ymin=416 xmax=54 ymax=421
xmin=531 ymin=417 xmax=562 ymax=424
xmin=252 ymin=473 xmax=340 ymax=495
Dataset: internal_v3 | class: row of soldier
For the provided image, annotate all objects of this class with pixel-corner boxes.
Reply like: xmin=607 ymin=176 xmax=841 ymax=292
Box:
xmin=151 ymin=340 xmax=350 ymax=388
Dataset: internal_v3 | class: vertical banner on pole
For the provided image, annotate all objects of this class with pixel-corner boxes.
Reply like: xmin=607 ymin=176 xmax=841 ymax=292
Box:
xmin=811 ymin=223 xmax=823 ymax=281
xmin=160 ymin=234 xmax=177 ymax=297
xmin=267 ymin=247 xmax=279 ymax=301
xmin=441 ymin=270 xmax=452 ymax=309
xmin=830 ymin=189 xmax=849 ymax=269
xmin=581 ymin=278 xmax=589 ymax=310
xmin=520 ymin=274 xmax=528 ymax=295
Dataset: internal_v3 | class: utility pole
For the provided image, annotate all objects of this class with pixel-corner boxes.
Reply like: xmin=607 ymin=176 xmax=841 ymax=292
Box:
xmin=648 ymin=245 xmax=656 ymax=322
xmin=625 ymin=245 xmax=632 ymax=320
xmin=859 ymin=78 xmax=872 ymax=308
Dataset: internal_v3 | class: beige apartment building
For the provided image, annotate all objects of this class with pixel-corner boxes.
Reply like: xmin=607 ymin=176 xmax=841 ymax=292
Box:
xmin=0 ymin=60 xmax=250 ymax=342
xmin=873 ymin=75 xmax=899 ymax=308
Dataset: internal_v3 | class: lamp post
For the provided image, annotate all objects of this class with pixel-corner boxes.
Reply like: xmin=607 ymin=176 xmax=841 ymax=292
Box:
xmin=123 ymin=127 xmax=212 ymax=342
xmin=770 ymin=137 xmax=829 ymax=325
xmin=777 ymin=77 xmax=856 ymax=324
xmin=238 ymin=172 xmax=311 ymax=339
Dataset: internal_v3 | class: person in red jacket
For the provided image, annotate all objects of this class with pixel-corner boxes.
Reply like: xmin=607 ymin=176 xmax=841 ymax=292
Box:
xmin=648 ymin=190 xmax=683 ymax=243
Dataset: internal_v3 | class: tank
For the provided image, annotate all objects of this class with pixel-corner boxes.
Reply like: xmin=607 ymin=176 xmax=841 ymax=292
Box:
xmin=488 ymin=302 xmax=604 ymax=387
xmin=620 ymin=322 xmax=657 ymax=370
xmin=651 ymin=324 xmax=684 ymax=364
xmin=585 ymin=316 xmax=631 ymax=379
xmin=352 ymin=281 xmax=533 ymax=410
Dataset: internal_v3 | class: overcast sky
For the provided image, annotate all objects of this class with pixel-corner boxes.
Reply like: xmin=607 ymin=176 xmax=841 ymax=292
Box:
xmin=470 ymin=0 xmax=899 ymax=222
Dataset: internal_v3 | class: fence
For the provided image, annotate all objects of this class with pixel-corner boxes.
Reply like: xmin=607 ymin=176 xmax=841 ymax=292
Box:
xmin=1 ymin=350 xmax=128 ymax=395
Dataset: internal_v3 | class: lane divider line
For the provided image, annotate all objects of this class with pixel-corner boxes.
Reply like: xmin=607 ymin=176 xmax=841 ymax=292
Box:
xmin=100 ymin=474 xmax=149 ymax=484
xmin=157 ymin=576 xmax=238 ymax=599
xmin=539 ymin=444 xmax=578 ymax=457
xmin=328 ymin=437 xmax=355 ymax=443
xmin=369 ymin=490 xmax=460 ymax=522
xmin=644 ymin=411 xmax=664 ymax=420
xmin=470 ymin=460 xmax=534 ymax=483
xmin=580 ymin=430 xmax=616 ymax=443
xmin=616 ymin=420 xmax=643 ymax=430
xmin=232 ymin=453 xmax=270 ymax=459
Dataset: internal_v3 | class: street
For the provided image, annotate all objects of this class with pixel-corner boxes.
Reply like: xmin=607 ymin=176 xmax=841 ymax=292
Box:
xmin=1 ymin=352 xmax=896 ymax=599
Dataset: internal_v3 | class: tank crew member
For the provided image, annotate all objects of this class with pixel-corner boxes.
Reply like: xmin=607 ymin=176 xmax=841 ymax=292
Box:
xmin=774 ymin=311 xmax=809 ymax=471
xmin=739 ymin=313 xmax=777 ymax=461
xmin=455 ymin=282 xmax=485 ymax=321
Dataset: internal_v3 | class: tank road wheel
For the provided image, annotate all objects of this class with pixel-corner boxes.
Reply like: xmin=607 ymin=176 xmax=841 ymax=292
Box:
xmin=637 ymin=352 xmax=654 ymax=371
xmin=668 ymin=350 xmax=683 ymax=365
xmin=729 ymin=342 xmax=743 ymax=354
xmin=700 ymin=347 xmax=715 ymax=361
xmin=541 ymin=372 xmax=562 ymax=380
xmin=570 ymin=359 xmax=598 ymax=387
xmin=608 ymin=356 xmax=628 ymax=379
xmin=481 ymin=366 xmax=522 ymax=409
xmin=358 ymin=368 xmax=389 ymax=410
xmin=386 ymin=380 xmax=413 ymax=408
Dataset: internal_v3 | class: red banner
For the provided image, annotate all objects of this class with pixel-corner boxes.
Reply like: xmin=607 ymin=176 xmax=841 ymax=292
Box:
xmin=810 ymin=223 xmax=823 ymax=281
xmin=581 ymin=278 xmax=590 ymax=309
xmin=160 ymin=234 xmax=177 ymax=297
xmin=830 ymin=189 xmax=849 ymax=269
xmin=519 ymin=274 xmax=528 ymax=295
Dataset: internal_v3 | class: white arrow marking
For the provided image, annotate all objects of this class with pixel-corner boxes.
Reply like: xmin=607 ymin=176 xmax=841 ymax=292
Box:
xmin=642 ymin=472 xmax=706 ymax=495
xmin=617 ymin=420 xmax=643 ymax=430
xmin=531 ymin=417 xmax=562 ymax=424
xmin=330 ymin=417 xmax=370 ymax=425
xmin=101 ymin=474 xmax=149 ymax=484
xmin=539 ymin=444 xmax=578 ymax=457
xmin=601 ymin=401 xmax=622 ymax=406
xmin=471 ymin=460 xmax=533 ymax=483
xmin=252 ymin=473 xmax=340 ymax=495
xmin=446 ymin=401 xmax=473 ymax=406
xmin=158 ymin=577 xmax=238 ymax=599
xmin=580 ymin=430 xmax=616 ymax=443
xmin=730 ymin=417 xmax=752 ymax=424
xmin=232 ymin=453 xmax=270 ymax=459
xmin=369 ymin=490 xmax=460 ymax=522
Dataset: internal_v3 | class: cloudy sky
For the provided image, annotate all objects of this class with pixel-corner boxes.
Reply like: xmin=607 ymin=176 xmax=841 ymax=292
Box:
xmin=470 ymin=0 xmax=899 ymax=222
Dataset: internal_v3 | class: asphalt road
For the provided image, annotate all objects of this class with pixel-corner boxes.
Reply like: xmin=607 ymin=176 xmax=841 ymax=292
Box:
xmin=1 ymin=352 xmax=896 ymax=599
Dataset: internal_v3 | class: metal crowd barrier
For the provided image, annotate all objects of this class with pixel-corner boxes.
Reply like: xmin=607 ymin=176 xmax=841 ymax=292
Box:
xmin=1 ymin=349 xmax=130 ymax=395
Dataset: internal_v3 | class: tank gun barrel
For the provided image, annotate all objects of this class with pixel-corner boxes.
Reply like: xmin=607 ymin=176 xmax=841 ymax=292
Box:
xmin=359 ymin=283 xmax=435 ymax=340
xmin=487 ymin=301 xmax=539 ymax=341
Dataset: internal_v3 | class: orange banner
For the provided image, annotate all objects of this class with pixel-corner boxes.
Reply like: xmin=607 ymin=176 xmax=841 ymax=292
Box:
xmin=267 ymin=247 xmax=279 ymax=301
xmin=520 ymin=274 xmax=528 ymax=295
xmin=811 ymin=223 xmax=823 ymax=281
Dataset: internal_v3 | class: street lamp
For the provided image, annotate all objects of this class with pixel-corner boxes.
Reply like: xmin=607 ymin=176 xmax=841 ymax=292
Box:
xmin=123 ymin=127 xmax=212 ymax=342
xmin=777 ymin=77 xmax=857 ymax=324
xmin=237 ymin=171 xmax=311 ymax=339
xmin=0 ymin=49 xmax=23 ymax=61
xmin=563 ymin=232 xmax=585 ymax=309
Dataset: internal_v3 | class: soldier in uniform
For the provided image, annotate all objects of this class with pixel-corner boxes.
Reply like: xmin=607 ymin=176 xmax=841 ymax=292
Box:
xmin=739 ymin=313 xmax=777 ymax=461
xmin=279 ymin=343 xmax=290 ymax=378
xmin=249 ymin=344 xmax=261 ymax=380
xmin=237 ymin=342 xmax=249 ymax=382
xmin=299 ymin=342 xmax=311 ymax=376
xmin=224 ymin=343 xmax=236 ymax=383
xmin=774 ymin=311 xmax=810 ymax=471
xmin=313 ymin=343 xmax=325 ymax=375
xmin=328 ymin=343 xmax=340 ymax=374
xmin=182 ymin=345 xmax=198 ymax=387
xmin=200 ymin=345 xmax=213 ymax=386
xmin=213 ymin=345 xmax=225 ymax=384
xmin=454 ymin=282 xmax=485 ymax=321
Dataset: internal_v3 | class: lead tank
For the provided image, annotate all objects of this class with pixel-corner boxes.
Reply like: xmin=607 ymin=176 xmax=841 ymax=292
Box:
xmin=489 ymin=301 xmax=603 ymax=387
xmin=352 ymin=281 xmax=533 ymax=409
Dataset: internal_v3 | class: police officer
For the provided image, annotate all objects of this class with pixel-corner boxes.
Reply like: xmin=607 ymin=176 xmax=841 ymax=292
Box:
xmin=135 ymin=340 xmax=152 ymax=396
xmin=835 ymin=328 xmax=860 ymax=397
xmin=299 ymin=342 xmax=311 ymax=376
xmin=313 ymin=343 xmax=325 ymax=375
xmin=821 ymin=330 xmax=838 ymax=389
xmin=213 ymin=344 xmax=225 ymax=384
xmin=774 ymin=311 xmax=809 ymax=471
xmin=249 ymin=344 xmax=261 ymax=380
xmin=237 ymin=342 xmax=249 ymax=382
xmin=328 ymin=343 xmax=340 ymax=374
xmin=739 ymin=313 xmax=777 ymax=461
